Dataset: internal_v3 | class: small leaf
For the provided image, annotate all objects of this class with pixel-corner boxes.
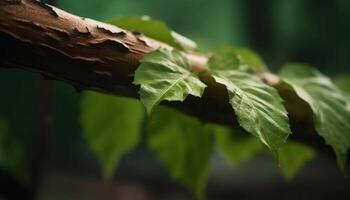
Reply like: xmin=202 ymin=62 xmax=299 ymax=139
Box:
xmin=110 ymin=16 xmax=197 ymax=50
xmin=147 ymin=106 xmax=213 ymax=199
xmin=235 ymin=48 xmax=267 ymax=72
xmin=278 ymin=141 xmax=315 ymax=180
xmin=279 ymin=64 xmax=350 ymax=171
xmin=207 ymin=48 xmax=241 ymax=71
xmin=81 ymin=92 xmax=144 ymax=179
xmin=134 ymin=49 xmax=206 ymax=114
xmin=210 ymin=124 xmax=264 ymax=166
xmin=208 ymin=50 xmax=291 ymax=152
xmin=208 ymin=47 xmax=267 ymax=72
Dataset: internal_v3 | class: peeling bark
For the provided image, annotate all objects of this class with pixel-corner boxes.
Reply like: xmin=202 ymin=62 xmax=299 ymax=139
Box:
xmin=0 ymin=0 xmax=233 ymax=125
xmin=0 ymin=0 xmax=331 ymax=152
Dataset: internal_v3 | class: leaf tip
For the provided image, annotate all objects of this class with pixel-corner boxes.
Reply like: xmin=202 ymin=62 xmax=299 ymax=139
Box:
xmin=335 ymin=150 xmax=348 ymax=175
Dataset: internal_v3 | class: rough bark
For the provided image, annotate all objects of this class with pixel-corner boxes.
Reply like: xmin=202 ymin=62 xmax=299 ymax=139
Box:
xmin=0 ymin=0 xmax=331 ymax=152
xmin=0 ymin=0 xmax=235 ymax=124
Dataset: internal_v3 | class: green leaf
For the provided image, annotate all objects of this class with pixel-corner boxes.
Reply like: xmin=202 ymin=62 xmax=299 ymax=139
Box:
xmin=335 ymin=75 xmax=350 ymax=99
xmin=207 ymin=48 xmax=241 ymax=71
xmin=335 ymin=75 xmax=350 ymax=110
xmin=208 ymin=47 xmax=267 ymax=72
xmin=210 ymin=124 xmax=264 ymax=166
xmin=0 ymin=116 xmax=27 ymax=180
xmin=208 ymin=50 xmax=291 ymax=152
xmin=110 ymin=16 xmax=197 ymax=50
xmin=147 ymin=106 xmax=213 ymax=199
xmin=278 ymin=141 xmax=315 ymax=180
xmin=81 ymin=92 xmax=144 ymax=179
xmin=279 ymin=64 xmax=350 ymax=171
xmin=134 ymin=49 xmax=206 ymax=114
xmin=234 ymin=48 xmax=268 ymax=72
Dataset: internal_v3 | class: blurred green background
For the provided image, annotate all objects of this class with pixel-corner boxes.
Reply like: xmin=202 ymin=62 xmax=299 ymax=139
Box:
xmin=0 ymin=0 xmax=349 ymax=199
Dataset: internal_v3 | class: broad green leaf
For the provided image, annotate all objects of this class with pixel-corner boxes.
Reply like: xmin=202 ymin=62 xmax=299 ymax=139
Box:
xmin=278 ymin=141 xmax=315 ymax=180
xmin=147 ymin=106 xmax=213 ymax=199
xmin=208 ymin=50 xmax=291 ymax=151
xmin=0 ymin=117 xmax=27 ymax=180
xmin=235 ymin=48 xmax=268 ymax=72
xmin=208 ymin=47 xmax=267 ymax=72
xmin=110 ymin=16 xmax=197 ymax=50
xmin=210 ymin=124 xmax=264 ymax=165
xmin=81 ymin=92 xmax=144 ymax=179
xmin=134 ymin=49 xmax=206 ymax=114
xmin=279 ymin=64 xmax=350 ymax=171
xmin=207 ymin=48 xmax=241 ymax=71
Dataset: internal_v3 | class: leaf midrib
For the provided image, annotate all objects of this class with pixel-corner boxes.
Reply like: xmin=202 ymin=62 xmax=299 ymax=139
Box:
xmin=155 ymin=71 xmax=191 ymax=106
xmin=214 ymin=73 xmax=271 ymax=146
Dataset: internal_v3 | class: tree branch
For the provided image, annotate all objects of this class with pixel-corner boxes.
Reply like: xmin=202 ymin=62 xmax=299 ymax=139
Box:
xmin=0 ymin=0 xmax=332 ymax=153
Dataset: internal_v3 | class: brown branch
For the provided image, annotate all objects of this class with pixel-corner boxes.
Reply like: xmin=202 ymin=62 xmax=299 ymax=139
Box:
xmin=0 ymin=0 xmax=332 ymax=153
xmin=0 ymin=0 xmax=232 ymax=124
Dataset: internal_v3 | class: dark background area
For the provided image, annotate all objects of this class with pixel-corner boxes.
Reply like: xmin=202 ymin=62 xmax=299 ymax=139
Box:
xmin=0 ymin=0 xmax=349 ymax=199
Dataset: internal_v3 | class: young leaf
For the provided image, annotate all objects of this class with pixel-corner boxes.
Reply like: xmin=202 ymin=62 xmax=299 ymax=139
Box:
xmin=209 ymin=47 xmax=267 ymax=72
xmin=278 ymin=141 xmax=315 ymax=180
xmin=81 ymin=92 xmax=144 ymax=179
xmin=110 ymin=16 xmax=197 ymax=50
xmin=147 ymin=106 xmax=213 ymax=199
xmin=207 ymin=47 xmax=241 ymax=71
xmin=210 ymin=124 xmax=264 ymax=166
xmin=234 ymin=48 xmax=268 ymax=72
xmin=208 ymin=49 xmax=291 ymax=152
xmin=134 ymin=49 xmax=206 ymax=114
xmin=279 ymin=64 xmax=350 ymax=171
